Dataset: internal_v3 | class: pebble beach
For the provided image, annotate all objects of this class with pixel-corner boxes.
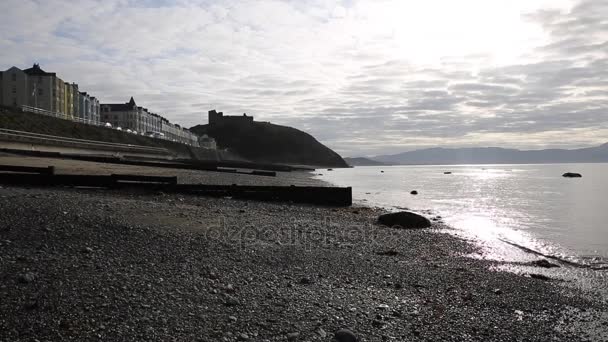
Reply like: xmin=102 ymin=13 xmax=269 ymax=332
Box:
xmin=0 ymin=155 xmax=607 ymax=341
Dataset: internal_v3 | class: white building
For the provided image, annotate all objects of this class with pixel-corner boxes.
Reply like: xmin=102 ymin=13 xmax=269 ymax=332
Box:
xmin=101 ymin=97 xmax=198 ymax=145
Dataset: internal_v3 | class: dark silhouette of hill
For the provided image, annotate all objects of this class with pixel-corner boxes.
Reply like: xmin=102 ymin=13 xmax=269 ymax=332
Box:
xmin=344 ymin=157 xmax=386 ymax=166
xmin=190 ymin=121 xmax=348 ymax=167
xmin=372 ymin=143 xmax=608 ymax=165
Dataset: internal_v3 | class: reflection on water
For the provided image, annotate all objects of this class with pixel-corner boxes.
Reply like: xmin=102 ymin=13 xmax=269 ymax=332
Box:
xmin=316 ymin=163 xmax=608 ymax=269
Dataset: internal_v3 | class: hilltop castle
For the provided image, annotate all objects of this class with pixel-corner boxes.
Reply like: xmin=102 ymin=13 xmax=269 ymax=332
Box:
xmin=208 ymin=110 xmax=253 ymax=125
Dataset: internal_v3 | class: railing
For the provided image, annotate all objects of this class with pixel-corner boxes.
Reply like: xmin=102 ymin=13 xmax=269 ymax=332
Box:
xmin=19 ymin=105 xmax=200 ymax=147
xmin=0 ymin=128 xmax=168 ymax=153
xmin=20 ymin=105 xmax=102 ymax=126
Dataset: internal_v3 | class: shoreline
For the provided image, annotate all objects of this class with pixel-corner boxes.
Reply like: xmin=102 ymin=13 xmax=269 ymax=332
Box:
xmin=0 ymin=155 xmax=606 ymax=340
xmin=315 ymin=165 xmax=608 ymax=296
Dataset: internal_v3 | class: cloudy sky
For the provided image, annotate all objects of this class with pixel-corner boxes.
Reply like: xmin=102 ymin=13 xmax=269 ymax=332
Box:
xmin=1 ymin=0 xmax=607 ymax=156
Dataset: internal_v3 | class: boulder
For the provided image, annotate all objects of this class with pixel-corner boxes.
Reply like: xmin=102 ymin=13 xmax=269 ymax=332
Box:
xmin=562 ymin=172 xmax=582 ymax=178
xmin=410 ymin=190 xmax=418 ymax=195
xmin=378 ymin=211 xmax=431 ymax=229
xmin=335 ymin=328 xmax=358 ymax=342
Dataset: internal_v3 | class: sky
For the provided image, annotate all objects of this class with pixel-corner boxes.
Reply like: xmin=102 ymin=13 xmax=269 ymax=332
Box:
xmin=1 ymin=0 xmax=607 ymax=157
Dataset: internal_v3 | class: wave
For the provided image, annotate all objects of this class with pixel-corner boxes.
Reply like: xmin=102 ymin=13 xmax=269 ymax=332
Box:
xmin=498 ymin=238 xmax=608 ymax=271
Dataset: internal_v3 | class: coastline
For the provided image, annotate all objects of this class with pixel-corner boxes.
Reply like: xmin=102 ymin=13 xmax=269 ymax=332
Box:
xmin=0 ymin=157 xmax=606 ymax=340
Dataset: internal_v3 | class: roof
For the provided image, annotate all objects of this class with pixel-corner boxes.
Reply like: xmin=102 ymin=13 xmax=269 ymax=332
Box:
xmin=23 ymin=64 xmax=56 ymax=76
xmin=101 ymin=103 xmax=136 ymax=111
xmin=100 ymin=97 xmax=137 ymax=112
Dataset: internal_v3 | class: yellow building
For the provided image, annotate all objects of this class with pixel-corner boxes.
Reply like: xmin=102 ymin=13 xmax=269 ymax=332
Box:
xmin=53 ymin=78 xmax=66 ymax=116
xmin=64 ymin=82 xmax=73 ymax=118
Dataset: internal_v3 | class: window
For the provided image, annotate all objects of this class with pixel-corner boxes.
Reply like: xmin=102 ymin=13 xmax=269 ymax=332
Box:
xmin=38 ymin=88 xmax=43 ymax=96
xmin=11 ymin=73 xmax=16 ymax=81
xmin=12 ymin=86 xmax=16 ymax=93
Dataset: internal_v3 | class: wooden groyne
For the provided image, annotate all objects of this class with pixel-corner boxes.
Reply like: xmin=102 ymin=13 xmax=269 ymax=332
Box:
xmin=0 ymin=170 xmax=352 ymax=206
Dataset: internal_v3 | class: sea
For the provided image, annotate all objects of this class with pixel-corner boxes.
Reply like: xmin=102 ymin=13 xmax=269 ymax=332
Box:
xmin=315 ymin=163 xmax=608 ymax=296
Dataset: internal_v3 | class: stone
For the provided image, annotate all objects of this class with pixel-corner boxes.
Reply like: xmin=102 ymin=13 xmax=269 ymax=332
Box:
xmin=410 ymin=190 xmax=418 ymax=195
xmin=531 ymin=259 xmax=560 ymax=268
xmin=316 ymin=328 xmax=327 ymax=338
xmin=299 ymin=277 xmax=312 ymax=285
xmin=224 ymin=295 xmax=240 ymax=306
xmin=378 ymin=211 xmax=431 ymax=229
xmin=286 ymin=332 xmax=299 ymax=341
xmin=444 ymin=172 xmax=452 ymax=174
xmin=237 ymin=333 xmax=249 ymax=341
xmin=82 ymin=247 xmax=94 ymax=254
xmin=371 ymin=319 xmax=385 ymax=328
xmin=18 ymin=272 xmax=36 ymax=284
xmin=529 ymin=273 xmax=551 ymax=281
xmin=562 ymin=172 xmax=582 ymax=178
xmin=335 ymin=328 xmax=358 ymax=342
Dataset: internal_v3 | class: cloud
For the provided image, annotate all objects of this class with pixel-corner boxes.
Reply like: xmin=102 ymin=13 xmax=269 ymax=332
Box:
xmin=1 ymin=0 xmax=607 ymax=156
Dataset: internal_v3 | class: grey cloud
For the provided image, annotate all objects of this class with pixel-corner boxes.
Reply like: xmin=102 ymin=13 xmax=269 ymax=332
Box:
xmin=1 ymin=0 xmax=608 ymax=157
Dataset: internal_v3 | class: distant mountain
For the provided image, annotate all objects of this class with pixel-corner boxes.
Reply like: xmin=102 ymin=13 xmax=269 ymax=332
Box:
xmin=344 ymin=157 xmax=386 ymax=166
xmin=373 ymin=143 xmax=608 ymax=165
xmin=190 ymin=121 xmax=348 ymax=168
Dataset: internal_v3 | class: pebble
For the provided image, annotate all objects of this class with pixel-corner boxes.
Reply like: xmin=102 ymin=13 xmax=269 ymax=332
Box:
xmin=299 ymin=277 xmax=312 ymax=285
xmin=224 ymin=295 xmax=240 ymax=306
xmin=18 ymin=272 xmax=36 ymax=284
xmin=286 ymin=332 xmax=299 ymax=341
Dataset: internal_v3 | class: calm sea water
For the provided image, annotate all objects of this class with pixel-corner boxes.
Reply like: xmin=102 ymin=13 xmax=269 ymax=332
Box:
xmin=315 ymin=164 xmax=608 ymax=270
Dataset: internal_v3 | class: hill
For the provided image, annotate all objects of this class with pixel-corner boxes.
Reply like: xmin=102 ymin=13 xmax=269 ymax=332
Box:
xmin=344 ymin=157 xmax=386 ymax=166
xmin=373 ymin=143 xmax=608 ymax=165
xmin=190 ymin=121 xmax=348 ymax=167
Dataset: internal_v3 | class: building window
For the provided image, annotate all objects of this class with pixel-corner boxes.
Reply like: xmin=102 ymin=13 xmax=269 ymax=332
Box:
xmin=11 ymin=73 xmax=16 ymax=81
xmin=12 ymin=86 xmax=16 ymax=93
xmin=38 ymin=88 xmax=43 ymax=96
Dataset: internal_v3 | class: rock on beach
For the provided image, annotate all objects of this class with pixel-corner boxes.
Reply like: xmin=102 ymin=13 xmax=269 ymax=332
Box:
xmin=378 ymin=211 xmax=431 ymax=229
